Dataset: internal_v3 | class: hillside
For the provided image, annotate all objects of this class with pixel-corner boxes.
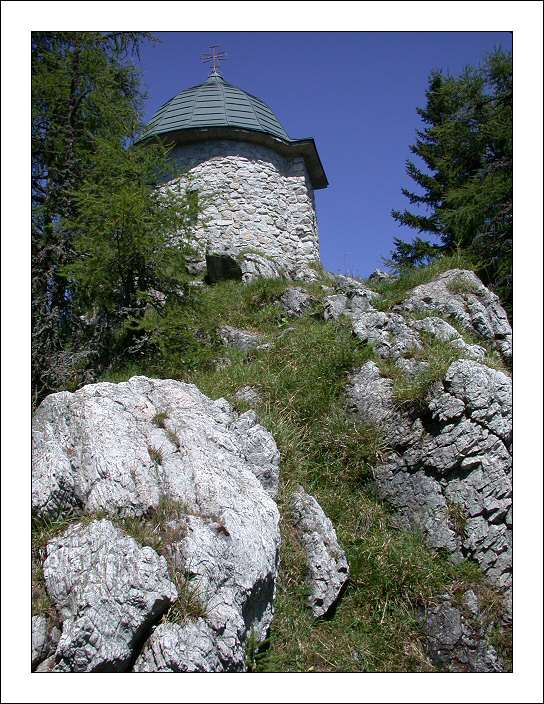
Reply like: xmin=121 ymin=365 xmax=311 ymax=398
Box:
xmin=31 ymin=254 xmax=512 ymax=673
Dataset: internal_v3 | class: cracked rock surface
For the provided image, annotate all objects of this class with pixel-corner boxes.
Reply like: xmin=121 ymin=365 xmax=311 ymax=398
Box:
xmin=421 ymin=590 xmax=503 ymax=672
xmin=32 ymin=377 xmax=281 ymax=672
xmin=279 ymin=286 xmax=314 ymax=316
xmin=32 ymin=616 xmax=59 ymax=671
xmin=291 ymin=486 xmax=349 ymax=617
xmin=218 ymin=325 xmax=267 ymax=352
xmin=349 ymin=359 xmax=512 ymax=604
xmin=399 ymin=269 xmax=512 ymax=361
xmin=43 ymin=519 xmax=177 ymax=672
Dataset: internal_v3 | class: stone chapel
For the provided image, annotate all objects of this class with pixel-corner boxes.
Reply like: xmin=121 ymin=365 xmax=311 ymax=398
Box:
xmin=140 ymin=62 xmax=328 ymax=282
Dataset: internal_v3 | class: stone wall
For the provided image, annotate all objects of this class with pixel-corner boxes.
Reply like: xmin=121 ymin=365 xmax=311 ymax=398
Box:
xmin=166 ymin=140 xmax=320 ymax=279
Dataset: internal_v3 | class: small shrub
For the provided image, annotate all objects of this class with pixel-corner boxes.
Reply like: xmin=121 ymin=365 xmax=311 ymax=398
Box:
xmin=164 ymin=565 xmax=208 ymax=624
xmin=381 ymin=335 xmax=463 ymax=407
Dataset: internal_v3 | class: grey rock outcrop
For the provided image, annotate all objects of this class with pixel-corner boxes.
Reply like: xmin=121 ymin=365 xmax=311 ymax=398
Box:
xmin=35 ymin=656 xmax=57 ymax=673
xmin=352 ymin=310 xmax=423 ymax=359
xmin=323 ymin=275 xmax=378 ymax=321
xmin=233 ymin=385 xmax=262 ymax=406
xmin=32 ymin=377 xmax=282 ymax=672
xmin=32 ymin=616 xmax=59 ymax=671
xmin=349 ymin=359 xmax=512 ymax=600
xmin=218 ymin=325 xmax=267 ymax=352
xmin=230 ymin=410 xmax=280 ymax=497
xmin=368 ymin=269 xmax=396 ymax=283
xmin=43 ymin=519 xmax=177 ymax=672
xmin=400 ymin=269 xmax=512 ymax=361
xmin=291 ymin=487 xmax=349 ymax=618
xmin=422 ymin=591 xmax=502 ymax=672
xmin=134 ymin=621 xmax=221 ymax=672
xmin=411 ymin=316 xmax=486 ymax=361
xmin=279 ymin=286 xmax=314 ymax=316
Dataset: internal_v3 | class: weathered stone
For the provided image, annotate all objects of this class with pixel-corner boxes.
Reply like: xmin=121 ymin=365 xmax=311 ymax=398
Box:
xmin=44 ymin=520 xmax=177 ymax=672
xmin=422 ymin=594 xmax=503 ymax=672
xmin=230 ymin=410 xmax=280 ymax=497
xmin=185 ymin=256 xmax=208 ymax=276
xmin=352 ymin=310 xmax=422 ymax=360
xmin=238 ymin=251 xmax=285 ymax=282
xmin=410 ymin=316 xmax=486 ymax=361
xmin=333 ymin=275 xmax=378 ymax=300
xmin=291 ymin=486 xmax=349 ymax=617
xmin=133 ymin=621 xmax=221 ymax=672
xmin=166 ymin=140 xmax=320 ymax=279
xmin=323 ymin=294 xmax=349 ymax=320
xmin=218 ymin=325 xmax=265 ymax=352
xmin=368 ymin=269 xmax=396 ymax=283
xmin=32 ymin=616 xmax=56 ymax=671
xmin=35 ymin=656 xmax=57 ymax=673
xmin=400 ymin=269 xmax=512 ymax=360
xmin=233 ymin=385 xmax=262 ymax=406
xmin=279 ymin=286 xmax=314 ymax=316
xmin=32 ymin=377 xmax=282 ymax=671
xmin=348 ymin=359 xmax=512 ymax=598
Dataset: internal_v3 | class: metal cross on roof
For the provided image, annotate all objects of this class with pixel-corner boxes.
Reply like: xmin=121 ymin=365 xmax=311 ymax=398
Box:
xmin=201 ymin=45 xmax=227 ymax=75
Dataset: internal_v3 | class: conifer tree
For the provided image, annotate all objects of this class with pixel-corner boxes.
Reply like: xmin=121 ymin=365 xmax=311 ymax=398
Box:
xmin=390 ymin=50 xmax=512 ymax=310
xmin=31 ymin=32 xmax=198 ymax=400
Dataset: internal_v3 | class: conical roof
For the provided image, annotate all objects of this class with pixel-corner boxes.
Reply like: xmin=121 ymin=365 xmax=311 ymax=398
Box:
xmin=143 ymin=71 xmax=290 ymax=141
xmin=140 ymin=71 xmax=328 ymax=189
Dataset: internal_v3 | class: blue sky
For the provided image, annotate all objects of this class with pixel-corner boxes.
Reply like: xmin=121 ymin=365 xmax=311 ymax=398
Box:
xmin=137 ymin=31 xmax=512 ymax=277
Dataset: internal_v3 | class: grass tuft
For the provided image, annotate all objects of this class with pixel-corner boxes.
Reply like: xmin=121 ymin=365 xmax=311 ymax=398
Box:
xmin=147 ymin=445 xmax=164 ymax=465
xmin=152 ymin=410 xmax=169 ymax=428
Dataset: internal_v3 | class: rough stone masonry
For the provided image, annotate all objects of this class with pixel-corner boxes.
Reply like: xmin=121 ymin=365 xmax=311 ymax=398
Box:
xmin=167 ymin=140 xmax=320 ymax=280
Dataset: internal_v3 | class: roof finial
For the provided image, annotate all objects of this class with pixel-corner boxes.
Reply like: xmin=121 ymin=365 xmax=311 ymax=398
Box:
xmin=200 ymin=45 xmax=227 ymax=76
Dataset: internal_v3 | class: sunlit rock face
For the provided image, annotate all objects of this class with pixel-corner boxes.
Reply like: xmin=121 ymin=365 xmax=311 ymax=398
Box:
xmin=167 ymin=140 xmax=320 ymax=280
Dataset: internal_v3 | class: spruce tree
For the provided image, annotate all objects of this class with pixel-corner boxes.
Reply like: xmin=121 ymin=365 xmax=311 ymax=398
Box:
xmin=390 ymin=50 xmax=512 ymax=310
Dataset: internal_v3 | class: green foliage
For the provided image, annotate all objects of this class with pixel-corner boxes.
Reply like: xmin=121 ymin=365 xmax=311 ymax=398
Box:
xmin=32 ymin=31 xmax=154 ymax=401
xmin=446 ymin=501 xmax=468 ymax=539
xmin=390 ymin=49 xmax=512 ymax=311
xmin=152 ymin=410 xmax=169 ymax=429
xmin=59 ymin=138 xmax=200 ymax=373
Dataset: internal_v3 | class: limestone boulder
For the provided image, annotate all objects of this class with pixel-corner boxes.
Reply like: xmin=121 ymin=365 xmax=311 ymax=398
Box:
xmin=422 ymin=591 xmax=503 ymax=672
xmin=349 ymin=360 xmax=512 ymax=600
xmin=352 ymin=310 xmax=423 ymax=360
xmin=31 ymin=616 xmax=59 ymax=671
xmin=233 ymin=385 xmax=262 ymax=406
xmin=32 ymin=377 xmax=282 ymax=672
xmin=133 ymin=621 xmax=221 ymax=672
xmin=291 ymin=486 xmax=349 ymax=618
xmin=218 ymin=325 xmax=267 ymax=352
xmin=279 ymin=286 xmax=314 ymax=317
xmin=44 ymin=519 xmax=177 ymax=672
xmin=400 ymin=269 xmax=512 ymax=360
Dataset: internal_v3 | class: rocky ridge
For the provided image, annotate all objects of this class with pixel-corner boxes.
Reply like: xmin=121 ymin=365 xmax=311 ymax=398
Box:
xmin=31 ymin=266 xmax=512 ymax=673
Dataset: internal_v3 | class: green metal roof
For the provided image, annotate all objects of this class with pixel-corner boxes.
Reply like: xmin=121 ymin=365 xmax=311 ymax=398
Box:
xmin=143 ymin=70 xmax=290 ymax=141
xmin=139 ymin=71 xmax=329 ymax=189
